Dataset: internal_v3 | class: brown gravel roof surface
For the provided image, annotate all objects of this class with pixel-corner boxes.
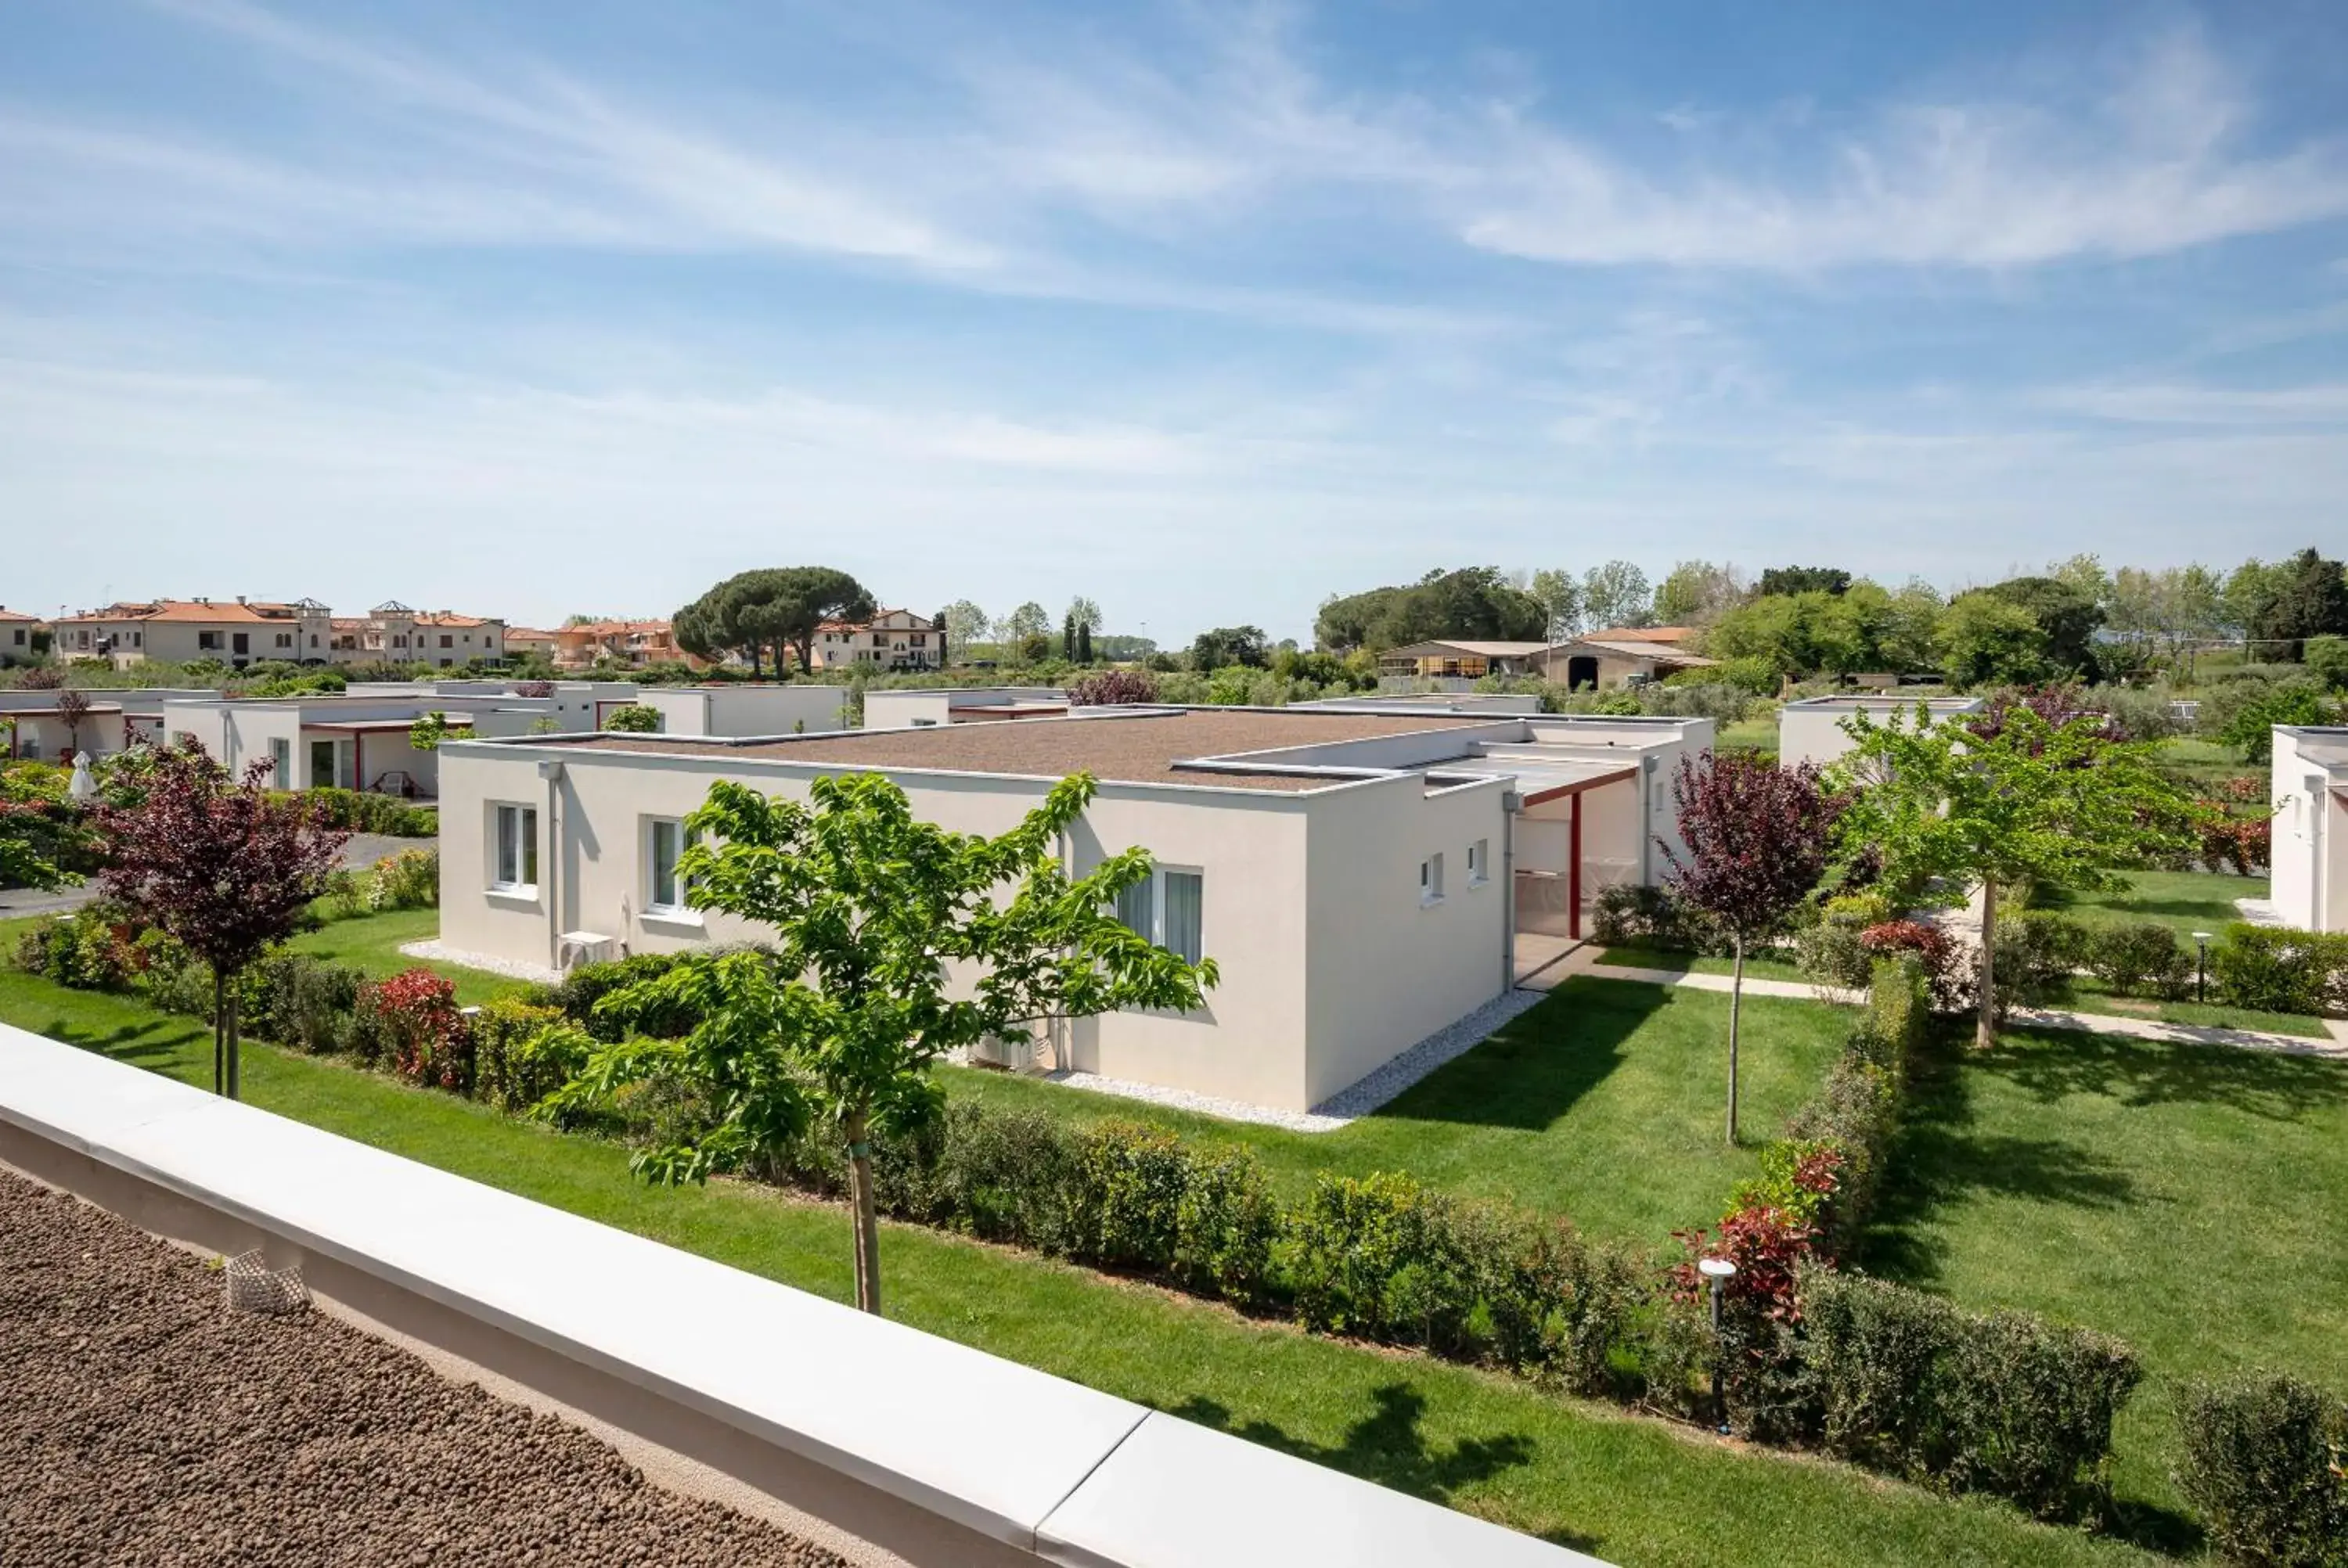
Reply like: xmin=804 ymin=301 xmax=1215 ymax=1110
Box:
xmin=0 ymin=1170 xmax=846 ymax=1568
xmin=564 ymin=708 xmax=1495 ymax=790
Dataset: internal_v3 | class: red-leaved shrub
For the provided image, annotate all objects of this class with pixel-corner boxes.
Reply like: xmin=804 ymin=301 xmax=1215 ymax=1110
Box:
xmin=1860 ymin=919 xmax=1968 ymax=1012
xmin=366 ymin=968 xmax=472 ymax=1091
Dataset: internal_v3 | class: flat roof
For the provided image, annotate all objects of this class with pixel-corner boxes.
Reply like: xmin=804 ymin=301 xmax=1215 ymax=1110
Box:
xmin=1782 ymin=694 xmax=1982 ymax=711
xmin=561 ymin=707 xmax=1496 ymax=791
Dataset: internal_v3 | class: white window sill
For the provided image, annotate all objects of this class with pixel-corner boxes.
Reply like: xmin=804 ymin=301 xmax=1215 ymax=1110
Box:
xmin=641 ymin=908 xmax=705 ymax=933
xmin=486 ymin=885 xmax=541 ymax=907
xmin=1419 ymin=894 xmax=1446 ymax=910
xmin=1468 ymin=876 xmax=1490 ymax=891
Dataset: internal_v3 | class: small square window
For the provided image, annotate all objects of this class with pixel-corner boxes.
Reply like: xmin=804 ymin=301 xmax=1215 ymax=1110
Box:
xmin=646 ymin=818 xmax=694 ymax=913
xmin=492 ymin=803 xmax=538 ymax=891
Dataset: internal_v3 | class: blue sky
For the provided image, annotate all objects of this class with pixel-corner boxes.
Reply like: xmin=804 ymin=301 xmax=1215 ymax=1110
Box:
xmin=5 ymin=1 xmax=2346 ymax=642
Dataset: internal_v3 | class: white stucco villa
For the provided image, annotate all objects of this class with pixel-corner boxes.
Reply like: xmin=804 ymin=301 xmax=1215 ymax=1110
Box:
xmin=2271 ymin=726 xmax=2348 ymax=933
xmin=431 ymin=706 xmax=1711 ymax=1113
xmin=1777 ymin=694 xmax=1986 ymax=770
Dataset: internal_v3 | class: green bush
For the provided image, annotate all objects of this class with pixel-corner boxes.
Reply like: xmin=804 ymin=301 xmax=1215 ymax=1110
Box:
xmin=1071 ymin=1120 xmax=1190 ymax=1271
xmin=12 ymin=910 xmax=135 ymax=991
xmin=1802 ymin=1270 xmax=2143 ymax=1520
xmin=471 ymin=1001 xmax=575 ymax=1113
xmin=2307 ymin=635 xmax=2348 ymax=694
xmin=1590 ymin=883 xmax=1727 ymax=955
xmin=1779 ymin=959 xmax=1924 ymax=1257
xmin=2174 ymin=1372 xmax=2348 ymax=1567
xmin=1284 ymin=1173 xmax=1480 ymax=1354
xmin=2083 ymin=921 xmax=2191 ymax=999
xmin=550 ymin=951 xmax=699 ymax=1041
xmin=2210 ymin=925 xmax=2348 ymax=1018
xmin=295 ymin=786 xmax=436 ymax=836
xmin=1171 ymin=1146 xmax=1281 ymax=1308
xmin=1992 ymin=910 xmax=2089 ymax=1010
xmin=237 ymin=952 xmax=365 ymax=1054
xmin=365 ymin=847 xmax=439 ymax=911
xmin=1795 ymin=914 xmax=1874 ymax=989
xmin=601 ymin=703 xmax=663 ymax=732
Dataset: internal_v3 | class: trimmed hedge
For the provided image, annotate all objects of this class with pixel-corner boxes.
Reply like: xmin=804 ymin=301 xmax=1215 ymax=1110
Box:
xmin=2175 ymin=1372 xmax=2348 ymax=1567
xmin=292 ymin=786 xmax=436 ymax=837
xmin=1802 ymin=1269 xmax=2143 ymax=1520
xmin=2210 ymin=925 xmax=2348 ymax=1019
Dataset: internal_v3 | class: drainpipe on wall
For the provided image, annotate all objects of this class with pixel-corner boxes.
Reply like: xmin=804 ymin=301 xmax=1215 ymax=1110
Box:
xmin=1500 ymin=791 xmax=1521 ymax=995
xmin=537 ymin=758 xmax=564 ymax=972
xmin=1638 ymin=753 xmax=1660 ymax=887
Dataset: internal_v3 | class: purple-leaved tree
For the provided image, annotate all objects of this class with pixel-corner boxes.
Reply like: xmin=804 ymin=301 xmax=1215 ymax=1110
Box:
xmin=94 ymin=743 xmax=351 ymax=1098
xmin=1659 ymin=751 xmax=1837 ymax=1144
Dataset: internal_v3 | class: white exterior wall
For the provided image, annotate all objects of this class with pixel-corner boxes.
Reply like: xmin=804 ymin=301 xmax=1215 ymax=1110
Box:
xmin=2271 ymin=730 xmax=2348 ymax=933
xmin=1302 ymin=776 xmax=1510 ymax=1107
xmin=1779 ymin=699 xmax=1979 ymax=771
xmin=640 ymin=685 xmax=850 ymax=736
xmin=435 ymin=743 xmax=1516 ymax=1113
xmin=3 ymin=710 xmax=128 ymax=761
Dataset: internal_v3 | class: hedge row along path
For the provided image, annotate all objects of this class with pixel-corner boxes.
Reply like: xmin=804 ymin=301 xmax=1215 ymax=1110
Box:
xmin=0 ymin=940 xmax=2159 ymax=1567
xmin=1561 ymin=947 xmax=2348 ymax=1056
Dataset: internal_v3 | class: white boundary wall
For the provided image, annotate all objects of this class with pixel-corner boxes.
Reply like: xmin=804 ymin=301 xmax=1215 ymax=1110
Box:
xmin=0 ymin=1023 xmax=1601 ymax=1568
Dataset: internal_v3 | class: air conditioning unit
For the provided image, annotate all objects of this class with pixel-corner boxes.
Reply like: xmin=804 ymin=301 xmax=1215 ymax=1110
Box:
xmin=968 ymin=1032 xmax=1039 ymax=1073
xmin=556 ymin=931 xmax=615 ymax=972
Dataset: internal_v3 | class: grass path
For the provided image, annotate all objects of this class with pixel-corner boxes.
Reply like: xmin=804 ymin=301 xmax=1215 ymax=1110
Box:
xmin=0 ymin=955 xmax=2161 ymax=1567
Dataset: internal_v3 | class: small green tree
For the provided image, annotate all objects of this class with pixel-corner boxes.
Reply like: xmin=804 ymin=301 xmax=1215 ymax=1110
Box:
xmin=407 ymin=710 xmax=474 ymax=751
xmin=545 ymin=771 xmax=1219 ymax=1314
xmin=602 ymin=703 xmax=662 ymax=732
xmin=1830 ymin=704 xmax=2198 ymax=1048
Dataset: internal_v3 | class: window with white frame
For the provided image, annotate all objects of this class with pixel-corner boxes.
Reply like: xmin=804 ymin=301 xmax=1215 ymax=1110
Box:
xmin=268 ymin=738 xmax=291 ymax=786
xmin=1420 ymin=852 xmax=1446 ymax=904
xmin=491 ymin=803 xmax=538 ymax=891
xmin=1116 ymin=865 xmax=1205 ymax=965
xmin=646 ymin=818 xmax=693 ymax=915
xmin=1468 ymin=838 xmax=1489 ymax=886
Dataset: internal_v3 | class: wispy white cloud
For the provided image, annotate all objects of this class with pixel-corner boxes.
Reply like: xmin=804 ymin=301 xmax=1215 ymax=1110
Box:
xmin=1462 ymin=31 xmax=2348 ymax=269
xmin=2040 ymin=378 xmax=2348 ymax=425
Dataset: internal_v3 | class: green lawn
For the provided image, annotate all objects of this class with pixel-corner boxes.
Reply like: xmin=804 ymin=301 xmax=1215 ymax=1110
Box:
xmin=949 ymin=976 xmax=1846 ymax=1243
xmin=1591 ymin=944 xmax=1814 ymax=988
xmin=1864 ymin=1027 xmax=2348 ymax=1529
xmin=0 ymin=958 xmax=2158 ymax=1568
xmin=286 ymin=907 xmax=538 ymax=1006
xmin=1716 ymin=717 xmax=1779 ymax=757
xmin=2033 ymin=870 xmax=2265 ymax=939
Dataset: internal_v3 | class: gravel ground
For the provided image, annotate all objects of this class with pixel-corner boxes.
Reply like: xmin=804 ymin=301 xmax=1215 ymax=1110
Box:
xmin=0 ymin=1170 xmax=846 ymax=1568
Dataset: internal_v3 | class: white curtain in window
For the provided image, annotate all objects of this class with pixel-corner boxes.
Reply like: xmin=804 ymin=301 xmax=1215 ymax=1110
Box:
xmin=1116 ymin=875 xmax=1155 ymax=938
xmin=1161 ymin=872 xmax=1204 ymax=964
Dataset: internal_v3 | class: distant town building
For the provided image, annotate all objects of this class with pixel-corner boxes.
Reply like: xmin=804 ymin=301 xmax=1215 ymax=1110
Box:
xmin=804 ymin=609 xmax=942 ymax=672
xmin=0 ymin=605 xmax=48 ymax=665
xmin=551 ymin=619 xmax=689 ymax=670
xmin=53 ymin=598 xmax=506 ymax=671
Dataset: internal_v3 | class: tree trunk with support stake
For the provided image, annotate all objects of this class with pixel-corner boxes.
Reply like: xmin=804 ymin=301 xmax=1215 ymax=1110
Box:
xmin=225 ymin=983 xmax=242 ymax=1100
xmin=1726 ymin=933 xmax=1744 ymax=1145
xmin=211 ymin=972 xmax=225 ymax=1096
xmin=1975 ymin=879 xmax=1998 ymax=1051
xmin=845 ymin=1108 xmax=882 ymax=1315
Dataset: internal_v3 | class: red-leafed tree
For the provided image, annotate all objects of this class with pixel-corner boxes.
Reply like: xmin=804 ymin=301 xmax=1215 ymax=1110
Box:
xmin=1068 ymin=667 xmax=1160 ymax=707
xmin=53 ymin=687 xmax=92 ymax=760
xmin=1659 ymin=752 xmax=1837 ymax=1144
xmin=93 ymin=743 xmax=350 ymax=1098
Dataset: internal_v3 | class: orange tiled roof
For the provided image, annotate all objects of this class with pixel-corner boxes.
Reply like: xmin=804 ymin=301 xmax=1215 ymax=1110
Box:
xmin=0 ymin=606 xmax=44 ymax=622
xmin=63 ymin=599 xmax=299 ymax=625
xmin=412 ymin=611 xmax=499 ymax=628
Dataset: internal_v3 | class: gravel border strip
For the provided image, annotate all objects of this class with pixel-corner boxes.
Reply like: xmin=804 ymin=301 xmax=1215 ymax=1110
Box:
xmin=398 ymin=939 xmax=564 ymax=985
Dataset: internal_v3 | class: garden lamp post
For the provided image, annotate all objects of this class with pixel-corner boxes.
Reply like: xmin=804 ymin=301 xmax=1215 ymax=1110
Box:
xmin=2193 ymin=930 xmax=2213 ymax=1002
xmin=1698 ymin=1254 xmax=1738 ymax=1434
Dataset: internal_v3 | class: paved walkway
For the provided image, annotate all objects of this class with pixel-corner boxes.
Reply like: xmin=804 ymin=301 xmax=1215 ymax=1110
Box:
xmin=1547 ymin=937 xmax=2348 ymax=1060
xmin=0 ymin=833 xmax=420 ymax=920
